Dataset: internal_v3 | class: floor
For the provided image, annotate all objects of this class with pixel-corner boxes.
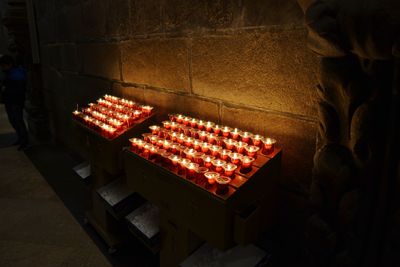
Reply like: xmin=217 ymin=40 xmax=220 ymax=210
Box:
xmin=0 ymin=106 xmax=111 ymax=267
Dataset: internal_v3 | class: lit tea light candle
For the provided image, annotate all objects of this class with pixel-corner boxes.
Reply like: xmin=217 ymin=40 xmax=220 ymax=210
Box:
xmin=193 ymin=140 xmax=203 ymax=151
xmin=72 ymin=110 xmax=81 ymax=116
xmin=202 ymin=155 xmax=215 ymax=168
xmin=212 ymin=159 xmax=226 ymax=173
xmin=197 ymin=120 xmax=205 ymax=130
xmin=205 ymin=121 xmax=215 ymax=132
xmin=169 ymin=155 xmax=181 ymax=170
xmin=163 ymin=140 xmax=172 ymax=151
xmin=223 ymin=163 xmax=237 ymax=177
xmin=252 ymin=134 xmax=263 ymax=147
xmin=207 ymin=133 xmax=218 ymax=145
xmin=213 ymin=124 xmax=222 ymax=135
xmin=162 ymin=121 xmax=171 ymax=129
xmin=129 ymin=138 xmax=140 ymax=152
xmin=170 ymin=122 xmax=179 ymax=131
xmin=201 ymin=142 xmax=212 ymax=154
xmin=229 ymin=152 xmax=242 ymax=165
xmin=262 ymin=137 xmax=276 ymax=155
xmin=178 ymin=158 xmax=191 ymax=175
xmin=146 ymin=135 xmax=157 ymax=145
xmin=142 ymin=144 xmax=152 ymax=158
xmin=224 ymin=139 xmax=236 ymax=150
xmin=133 ymin=110 xmax=142 ymax=118
xmin=184 ymin=148 xmax=197 ymax=160
xmin=221 ymin=126 xmax=232 ymax=138
xmin=177 ymin=134 xmax=186 ymax=145
xmin=210 ymin=145 xmax=222 ymax=157
xmin=230 ymin=128 xmax=241 ymax=140
xmin=182 ymin=116 xmax=191 ymax=126
xmin=190 ymin=129 xmax=200 ymax=139
xmin=184 ymin=137 xmax=195 ymax=148
xmin=149 ymin=125 xmax=160 ymax=135
xmin=220 ymin=149 xmax=231 ymax=161
xmin=170 ymin=132 xmax=178 ymax=142
xmin=198 ymin=131 xmax=208 ymax=141
xmin=186 ymin=162 xmax=199 ymax=180
xmin=204 ymin=171 xmax=219 ymax=188
xmin=235 ymin=141 xmax=248 ymax=154
xmin=215 ymin=176 xmax=231 ymax=195
xmin=240 ymin=156 xmax=255 ymax=173
xmin=142 ymin=133 xmax=152 ymax=142
xmin=190 ymin=118 xmax=198 ymax=128
xmin=170 ymin=144 xmax=179 ymax=155
xmin=141 ymin=105 xmax=153 ymax=116
xmin=156 ymin=139 xmax=164 ymax=148
xmin=175 ymin=114 xmax=184 ymax=123
xmin=193 ymin=152 xmax=205 ymax=165
xmin=240 ymin=132 xmax=253 ymax=144
xmin=182 ymin=126 xmax=192 ymax=136
xmin=245 ymin=145 xmax=260 ymax=158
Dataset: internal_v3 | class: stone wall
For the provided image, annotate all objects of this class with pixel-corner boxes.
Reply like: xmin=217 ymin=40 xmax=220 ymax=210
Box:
xmin=35 ymin=0 xmax=317 ymax=240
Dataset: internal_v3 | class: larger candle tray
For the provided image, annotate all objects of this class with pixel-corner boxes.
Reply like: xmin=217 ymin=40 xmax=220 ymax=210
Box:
xmin=124 ymin=114 xmax=281 ymax=249
xmin=73 ymin=94 xmax=155 ymax=175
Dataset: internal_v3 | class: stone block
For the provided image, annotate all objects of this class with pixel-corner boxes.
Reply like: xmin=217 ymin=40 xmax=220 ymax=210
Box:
xmin=130 ymin=0 xmax=162 ymax=36
xmin=121 ymin=39 xmax=190 ymax=92
xmin=143 ymin=89 xmax=220 ymax=122
xmin=106 ymin=0 xmax=130 ymax=38
xmin=60 ymin=44 xmax=80 ymax=72
xmin=221 ymin=105 xmax=316 ymax=190
xmin=192 ymin=29 xmax=318 ymax=118
xmin=112 ymin=83 xmax=145 ymax=103
xmin=40 ymin=45 xmax=62 ymax=69
xmin=55 ymin=3 xmax=82 ymax=42
xmin=79 ymin=43 xmax=121 ymax=80
xmin=80 ymin=0 xmax=107 ymax=40
xmin=242 ymin=0 xmax=303 ymax=26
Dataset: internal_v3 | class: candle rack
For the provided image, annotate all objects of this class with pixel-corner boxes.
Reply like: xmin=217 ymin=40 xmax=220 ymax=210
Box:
xmin=124 ymin=114 xmax=281 ymax=266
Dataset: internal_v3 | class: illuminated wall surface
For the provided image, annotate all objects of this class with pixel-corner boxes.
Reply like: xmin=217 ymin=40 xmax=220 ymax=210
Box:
xmin=35 ymin=0 xmax=317 ymax=235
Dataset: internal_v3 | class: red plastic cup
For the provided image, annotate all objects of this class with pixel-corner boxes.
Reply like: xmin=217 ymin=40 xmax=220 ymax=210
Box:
xmin=204 ymin=171 xmax=219 ymax=189
xmin=212 ymin=159 xmax=226 ymax=173
xmin=245 ymin=145 xmax=260 ymax=158
xmin=202 ymin=155 xmax=215 ymax=168
xmin=240 ymin=156 xmax=255 ymax=173
xmin=223 ymin=163 xmax=237 ymax=177
xmin=261 ymin=138 xmax=276 ymax=155
xmin=215 ymin=176 xmax=231 ymax=195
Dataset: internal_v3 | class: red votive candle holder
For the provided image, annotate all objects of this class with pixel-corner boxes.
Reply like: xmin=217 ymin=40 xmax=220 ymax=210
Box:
xmin=245 ymin=145 xmax=260 ymax=158
xmin=198 ymin=131 xmax=208 ymax=141
xmin=229 ymin=152 xmax=242 ymax=165
xmin=235 ymin=141 xmax=248 ymax=154
xmin=170 ymin=132 xmax=179 ymax=142
xmin=197 ymin=120 xmax=205 ymax=130
xmin=223 ymin=163 xmax=237 ymax=177
xmin=240 ymin=156 xmax=255 ymax=173
xmin=133 ymin=110 xmax=142 ymax=119
xmin=156 ymin=139 xmax=164 ymax=148
xmin=141 ymin=105 xmax=153 ymax=116
xmin=210 ymin=145 xmax=222 ymax=158
xmin=163 ymin=140 xmax=172 ymax=151
xmin=202 ymin=155 xmax=215 ymax=168
xmin=193 ymin=140 xmax=203 ymax=151
xmin=186 ymin=162 xmax=199 ymax=180
xmin=175 ymin=114 xmax=184 ymax=123
xmin=201 ymin=142 xmax=212 ymax=154
xmin=182 ymin=116 xmax=191 ymax=126
xmin=183 ymin=148 xmax=197 ymax=160
xmin=205 ymin=121 xmax=215 ymax=132
xmin=252 ymin=134 xmax=263 ymax=147
xmin=170 ymin=144 xmax=179 ymax=155
xmin=178 ymin=158 xmax=191 ymax=175
xmin=221 ymin=126 xmax=232 ymax=138
xmin=215 ymin=176 xmax=231 ymax=195
xmin=189 ymin=118 xmax=197 ymax=128
xmin=184 ymin=137 xmax=195 ymax=148
xmin=190 ymin=129 xmax=200 ymax=139
xmin=170 ymin=122 xmax=179 ymax=131
xmin=204 ymin=171 xmax=219 ymax=189
xmin=182 ymin=126 xmax=192 ymax=136
xmin=213 ymin=125 xmax=222 ymax=135
xmin=145 ymin=145 xmax=156 ymax=160
xmin=240 ymin=132 xmax=253 ymax=144
xmin=162 ymin=121 xmax=171 ymax=129
xmin=220 ymin=149 xmax=231 ymax=161
xmin=230 ymin=128 xmax=241 ymax=140
xmin=149 ymin=125 xmax=160 ymax=135
xmin=169 ymin=155 xmax=181 ymax=171
xmin=224 ymin=139 xmax=236 ymax=150
xmin=129 ymin=138 xmax=140 ymax=152
xmin=177 ymin=134 xmax=186 ymax=145
xmin=195 ymin=166 xmax=209 ymax=185
xmin=207 ymin=133 xmax=218 ymax=145
xmin=262 ymin=137 xmax=276 ymax=155
xmin=193 ymin=152 xmax=205 ymax=165
xmin=135 ymin=140 xmax=146 ymax=153
xmin=212 ymin=159 xmax=226 ymax=173
xmin=149 ymin=135 xmax=158 ymax=145
xmin=161 ymin=151 xmax=172 ymax=167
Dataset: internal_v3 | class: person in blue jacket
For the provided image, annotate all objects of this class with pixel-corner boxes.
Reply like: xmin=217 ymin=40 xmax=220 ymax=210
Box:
xmin=0 ymin=55 xmax=28 ymax=150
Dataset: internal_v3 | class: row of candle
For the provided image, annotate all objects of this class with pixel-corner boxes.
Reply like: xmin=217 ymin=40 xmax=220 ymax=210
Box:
xmin=130 ymin=138 xmax=233 ymax=195
xmin=148 ymin=124 xmax=275 ymax=156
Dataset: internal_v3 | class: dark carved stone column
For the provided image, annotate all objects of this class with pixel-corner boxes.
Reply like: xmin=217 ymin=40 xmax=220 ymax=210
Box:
xmin=298 ymin=0 xmax=400 ymax=266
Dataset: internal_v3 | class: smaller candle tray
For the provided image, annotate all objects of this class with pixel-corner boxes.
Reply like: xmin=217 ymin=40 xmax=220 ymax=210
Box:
xmin=128 ymin=114 xmax=280 ymax=199
xmin=72 ymin=94 xmax=154 ymax=140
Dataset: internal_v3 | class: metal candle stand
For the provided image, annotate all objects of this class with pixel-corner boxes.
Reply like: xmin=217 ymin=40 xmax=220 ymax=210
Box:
xmin=123 ymin=127 xmax=281 ymax=266
xmin=73 ymin=113 xmax=155 ymax=253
